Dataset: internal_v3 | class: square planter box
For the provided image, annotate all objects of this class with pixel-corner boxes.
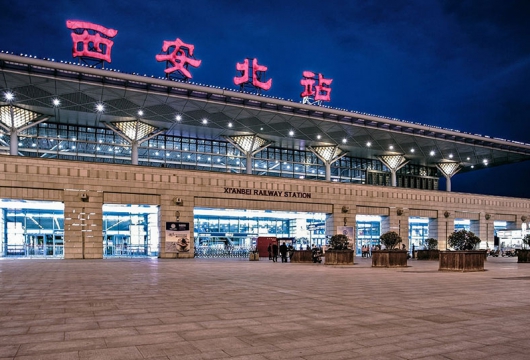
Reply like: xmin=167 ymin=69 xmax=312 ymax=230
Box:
xmin=249 ymin=252 xmax=260 ymax=261
xmin=325 ymin=250 xmax=354 ymax=265
xmin=371 ymin=250 xmax=408 ymax=267
xmin=517 ymin=249 xmax=530 ymax=263
xmin=439 ymin=251 xmax=485 ymax=272
xmin=416 ymin=249 xmax=440 ymax=261
xmin=291 ymin=250 xmax=313 ymax=263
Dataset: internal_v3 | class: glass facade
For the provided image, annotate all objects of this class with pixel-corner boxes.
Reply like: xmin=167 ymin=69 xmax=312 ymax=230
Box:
xmin=102 ymin=204 xmax=159 ymax=258
xmin=356 ymin=215 xmax=381 ymax=255
xmin=9 ymin=122 xmax=439 ymax=188
xmin=0 ymin=200 xmax=64 ymax=258
xmin=0 ymin=201 xmax=160 ymax=258
xmin=193 ymin=208 xmax=326 ymax=256
xmin=409 ymin=217 xmax=429 ymax=250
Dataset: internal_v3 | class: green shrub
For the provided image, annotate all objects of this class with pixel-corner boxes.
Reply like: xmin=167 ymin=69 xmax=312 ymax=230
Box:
xmin=379 ymin=231 xmax=402 ymax=250
xmin=424 ymin=238 xmax=438 ymax=250
xmin=447 ymin=229 xmax=481 ymax=250
xmin=328 ymin=234 xmax=349 ymax=250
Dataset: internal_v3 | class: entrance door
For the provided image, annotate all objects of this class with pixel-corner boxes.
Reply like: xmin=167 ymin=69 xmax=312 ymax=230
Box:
xmin=1 ymin=200 xmax=64 ymax=258
xmin=102 ymin=204 xmax=159 ymax=258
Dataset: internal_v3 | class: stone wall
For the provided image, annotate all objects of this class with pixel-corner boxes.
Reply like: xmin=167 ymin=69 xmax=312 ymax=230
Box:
xmin=1 ymin=155 xmax=528 ymax=259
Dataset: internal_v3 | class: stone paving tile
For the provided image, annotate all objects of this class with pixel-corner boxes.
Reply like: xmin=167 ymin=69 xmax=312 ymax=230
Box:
xmin=167 ymin=350 xmax=230 ymax=360
xmin=136 ymin=342 xmax=202 ymax=358
xmin=17 ymin=339 xmax=106 ymax=356
xmin=79 ymin=346 xmax=144 ymax=359
xmin=0 ymin=345 xmax=19 ymax=358
xmin=15 ymin=351 xmax=81 ymax=360
xmin=1 ymin=257 xmax=530 ymax=359
xmin=104 ymin=333 xmax=185 ymax=348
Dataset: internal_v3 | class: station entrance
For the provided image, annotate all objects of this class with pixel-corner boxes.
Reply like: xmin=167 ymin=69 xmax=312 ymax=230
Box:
xmin=193 ymin=208 xmax=326 ymax=258
xmin=102 ymin=204 xmax=159 ymax=258
xmin=0 ymin=199 xmax=64 ymax=258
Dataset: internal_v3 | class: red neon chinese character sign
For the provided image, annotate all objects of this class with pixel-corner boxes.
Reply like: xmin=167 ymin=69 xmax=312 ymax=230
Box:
xmin=66 ymin=20 xmax=118 ymax=63
xmin=234 ymin=58 xmax=272 ymax=91
xmin=155 ymin=38 xmax=202 ymax=79
xmin=300 ymin=71 xmax=332 ymax=102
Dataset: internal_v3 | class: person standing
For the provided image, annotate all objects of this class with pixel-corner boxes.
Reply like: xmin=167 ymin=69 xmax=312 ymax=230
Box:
xmin=272 ymin=242 xmax=278 ymax=262
xmin=280 ymin=242 xmax=288 ymax=263
xmin=267 ymin=243 xmax=272 ymax=260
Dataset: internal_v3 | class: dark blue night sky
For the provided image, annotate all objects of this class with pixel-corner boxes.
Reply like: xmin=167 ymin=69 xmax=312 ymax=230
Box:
xmin=1 ymin=0 xmax=530 ymax=197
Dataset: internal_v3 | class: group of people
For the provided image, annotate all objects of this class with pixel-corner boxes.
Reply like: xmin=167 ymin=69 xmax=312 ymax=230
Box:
xmin=267 ymin=242 xmax=294 ymax=262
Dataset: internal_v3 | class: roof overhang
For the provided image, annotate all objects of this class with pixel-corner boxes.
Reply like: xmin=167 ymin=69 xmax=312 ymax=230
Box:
xmin=1 ymin=52 xmax=530 ymax=173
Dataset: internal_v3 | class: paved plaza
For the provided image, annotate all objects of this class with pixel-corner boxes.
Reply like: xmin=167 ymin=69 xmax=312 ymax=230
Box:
xmin=0 ymin=256 xmax=529 ymax=360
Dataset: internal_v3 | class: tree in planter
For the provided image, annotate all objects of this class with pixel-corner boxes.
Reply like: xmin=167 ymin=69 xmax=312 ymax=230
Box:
xmin=379 ymin=231 xmax=402 ymax=250
xmin=328 ymin=234 xmax=349 ymax=250
xmin=424 ymin=238 xmax=438 ymax=250
xmin=447 ymin=229 xmax=481 ymax=250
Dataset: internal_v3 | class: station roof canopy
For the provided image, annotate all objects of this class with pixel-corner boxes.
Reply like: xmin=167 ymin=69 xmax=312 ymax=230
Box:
xmin=1 ymin=53 xmax=530 ymax=174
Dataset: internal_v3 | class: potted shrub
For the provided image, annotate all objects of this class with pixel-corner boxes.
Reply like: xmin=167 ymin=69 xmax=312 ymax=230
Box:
xmin=439 ymin=229 xmax=484 ymax=271
xmin=416 ymin=238 xmax=439 ymax=260
xmin=372 ymin=231 xmax=408 ymax=267
xmin=324 ymin=234 xmax=354 ymax=265
xmin=518 ymin=234 xmax=530 ymax=263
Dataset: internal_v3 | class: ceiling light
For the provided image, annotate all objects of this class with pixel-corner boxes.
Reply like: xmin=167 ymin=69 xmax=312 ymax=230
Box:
xmin=4 ymin=92 xmax=14 ymax=101
xmin=342 ymin=138 xmax=347 ymax=143
xmin=366 ymin=141 xmax=371 ymax=147
xmin=389 ymin=145 xmax=394 ymax=150
xmin=175 ymin=114 xmax=182 ymax=121
xmin=430 ymin=150 xmax=435 ymax=156
xmin=410 ymin=148 xmax=415 ymax=153
xmin=138 ymin=110 xmax=144 ymax=116
xmin=228 ymin=122 xmax=233 ymax=128
xmin=317 ymin=135 xmax=321 ymax=140
xmin=95 ymin=103 xmax=105 ymax=112
xmin=202 ymin=118 xmax=208 ymax=125
xmin=52 ymin=98 xmax=60 ymax=107
xmin=289 ymin=130 xmax=294 ymax=136
xmin=449 ymin=154 xmax=453 ymax=158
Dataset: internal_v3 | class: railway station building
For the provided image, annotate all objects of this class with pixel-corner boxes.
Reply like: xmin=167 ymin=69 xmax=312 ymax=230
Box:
xmin=1 ymin=52 xmax=530 ymax=259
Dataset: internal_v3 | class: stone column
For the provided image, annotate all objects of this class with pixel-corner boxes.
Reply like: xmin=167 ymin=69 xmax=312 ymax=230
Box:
xmin=436 ymin=211 xmax=454 ymax=250
xmin=63 ymin=189 xmax=103 ymax=259
xmin=469 ymin=213 xmax=494 ymax=249
xmin=380 ymin=208 xmax=409 ymax=248
xmin=325 ymin=204 xmax=356 ymax=245
xmin=159 ymin=194 xmax=194 ymax=259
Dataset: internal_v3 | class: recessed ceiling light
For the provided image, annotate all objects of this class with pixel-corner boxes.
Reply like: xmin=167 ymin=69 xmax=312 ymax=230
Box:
xmin=52 ymin=98 xmax=60 ymax=107
xmin=138 ymin=110 xmax=144 ymax=116
xmin=430 ymin=150 xmax=435 ymax=156
xmin=366 ymin=141 xmax=371 ymax=147
xmin=175 ymin=114 xmax=182 ymax=121
xmin=202 ymin=119 xmax=208 ymax=125
xmin=389 ymin=145 xmax=394 ymax=150
xmin=289 ymin=130 xmax=294 ymax=136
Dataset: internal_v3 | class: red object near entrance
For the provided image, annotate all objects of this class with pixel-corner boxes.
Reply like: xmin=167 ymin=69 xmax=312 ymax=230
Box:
xmin=257 ymin=236 xmax=276 ymax=257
